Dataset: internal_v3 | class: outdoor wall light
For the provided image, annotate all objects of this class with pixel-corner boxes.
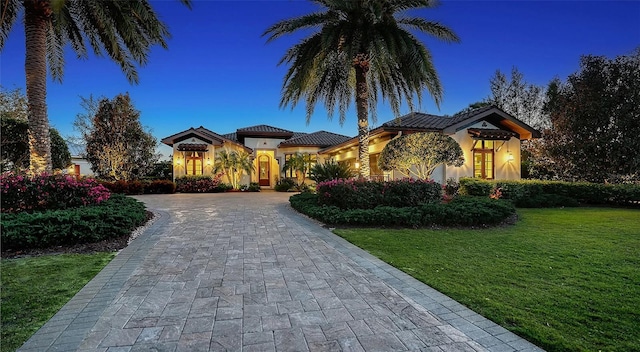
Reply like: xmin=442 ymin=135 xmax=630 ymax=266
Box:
xmin=175 ymin=157 xmax=182 ymax=166
xmin=354 ymin=161 xmax=360 ymax=169
xmin=206 ymin=158 xmax=211 ymax=165
xmin=507 ymin=153 xmax=514 ymax=162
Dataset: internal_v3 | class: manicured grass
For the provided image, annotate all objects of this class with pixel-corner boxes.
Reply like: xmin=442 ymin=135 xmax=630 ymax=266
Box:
xmin=0 ymin=253 xmax=116 ymax=352
xmin=334 ymin=208 xmax=640 ymax=352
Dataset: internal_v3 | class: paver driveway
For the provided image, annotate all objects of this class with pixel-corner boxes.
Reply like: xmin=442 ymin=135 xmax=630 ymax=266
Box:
xmin=20 ymin=192 xmax=542 ymax=352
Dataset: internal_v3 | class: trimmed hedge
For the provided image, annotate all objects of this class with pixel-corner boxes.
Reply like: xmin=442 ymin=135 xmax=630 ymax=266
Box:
xmin=175 ymin=175 xmax=231 ymax=193
xmin=1 ymin=194 xmax=147 ymax=251
xmin=290 ymin=193 xmax=515 ymax=227
xmin=459 ymin=178 xmax=640 ymax=208
xmin=100 ymin=179 xmax=176 ymax=195
xmin=316 ymin=178 xmax=442 ymax=209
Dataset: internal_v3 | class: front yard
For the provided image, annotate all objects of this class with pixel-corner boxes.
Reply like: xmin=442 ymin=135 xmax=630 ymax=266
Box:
xmin=334 ymin=207 xmax=640 ymax=352
xmin=1 ymin=253 xmax=116 ymax=352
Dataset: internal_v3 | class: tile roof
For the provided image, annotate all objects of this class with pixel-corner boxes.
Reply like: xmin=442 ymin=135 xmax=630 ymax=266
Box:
xmin=237 ymin=125 xmax=294 ymax=134
xmin=468 ymin=128 xmax=517 ymax=140
xmin=177 ymin=143 xmax=209 ymax=151
xmin=381 ymin=112 xmax=465 ymax=130
xmin=380 ymin=105 xmax=499 ymax=131
xmin=279 ymin=131 xmax=352 ymax=147
xmin=222 ymin=132 xmax=237 ymax=142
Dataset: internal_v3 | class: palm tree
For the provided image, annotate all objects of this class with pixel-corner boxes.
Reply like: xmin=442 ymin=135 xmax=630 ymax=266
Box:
xmin=231 ymin=151 xmax=254 ymax=189
xmin=264 ymin=0 xmax=459 ymax=178
xmin=214 ymin=149 xmax=235 ymax=186
xmin=0 ymin=0 xmax=191 ymax=173
xmin=283 ymin=152 xmax=313 ymax=186
xmin=214 ymin=149 xmax=254 ymax=189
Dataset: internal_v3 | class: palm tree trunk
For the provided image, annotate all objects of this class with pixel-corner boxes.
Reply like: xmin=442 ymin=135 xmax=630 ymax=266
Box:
xmin=24 ymin=0 xmax=52 ymax=174
xmin=354 ymin=56 xmax=370 ymax=179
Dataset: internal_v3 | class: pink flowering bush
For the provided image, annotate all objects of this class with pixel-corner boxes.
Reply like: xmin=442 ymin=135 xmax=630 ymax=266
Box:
xmin=175 ymin=174 xmax=230 ymax=193
xmin=1 ymin=172 xmax=111 ymax=213
xmin=316 ymin=178 xmax=441 ymax=209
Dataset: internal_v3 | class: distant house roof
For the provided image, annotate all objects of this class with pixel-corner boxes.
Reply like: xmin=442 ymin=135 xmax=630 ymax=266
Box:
xmin=279 ymin=130 xmax=352 ymax=148
xmin=67 ymin=142 xmax=86 ymax=157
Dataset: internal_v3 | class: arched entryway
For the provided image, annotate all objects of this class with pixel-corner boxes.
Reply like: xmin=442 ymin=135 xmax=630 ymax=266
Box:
xmin=258 ymin=154 xmax=271 ymax=186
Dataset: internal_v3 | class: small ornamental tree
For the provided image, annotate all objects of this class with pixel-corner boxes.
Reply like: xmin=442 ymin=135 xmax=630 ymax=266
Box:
xmin=79 ymin=93 xmax=158 ymax=181
xmin=378 ymin=132 xmax=464 ymax=179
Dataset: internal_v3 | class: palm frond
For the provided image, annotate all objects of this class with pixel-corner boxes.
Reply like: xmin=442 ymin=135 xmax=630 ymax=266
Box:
xmin=0 ymin=0 xmax=20 ymax=49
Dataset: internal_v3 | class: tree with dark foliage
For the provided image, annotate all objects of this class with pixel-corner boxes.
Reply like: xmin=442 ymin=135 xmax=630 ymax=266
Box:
xmin=532 ymin=49 xmax=640 ymax=183
xmin=80 ymin=93 xmax=158 ymax=181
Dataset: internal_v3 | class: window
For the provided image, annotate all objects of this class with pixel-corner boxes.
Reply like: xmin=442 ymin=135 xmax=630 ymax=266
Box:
xmin=185 ymin=151 xmax=204 ymax=176
xmin=473 ymin=140 xmax=494 ymax=179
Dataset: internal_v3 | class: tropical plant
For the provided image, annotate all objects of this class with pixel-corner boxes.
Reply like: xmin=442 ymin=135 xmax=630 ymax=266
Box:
xmin=378 ymin=132 xmax=464 ymax=179
xmin=283 ymin=152 xmax=314 ymax=186
xmin=79 ymin=93 xmax=158 ymax=181
xmin=264 ymin=0 xmax=459 ymax=179
xmin=310 ymin=159 xmax=355 ymax=183
xmin=214 ymin=149 xmax=254 ymax=189
xmin=0 ymin=0 xmax=191 ymax=173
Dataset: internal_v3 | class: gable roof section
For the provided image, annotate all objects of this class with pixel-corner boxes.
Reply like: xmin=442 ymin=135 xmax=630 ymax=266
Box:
xmin=279 ymin=131 xmax=352 ymax=148
xmin=161 ymin=126 xmax=251 ymax=152
xmin=237 ymin=124 xmax=294 ymax=137
xmin=443 ymin=106 xmax=541 ymax=139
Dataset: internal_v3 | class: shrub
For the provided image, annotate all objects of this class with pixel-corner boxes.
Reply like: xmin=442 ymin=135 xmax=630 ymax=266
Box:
xmin=175 ymin=174 xmax=224 ymax=193
xmin=275 ymin=177 xmax=296 ymax=192
xmin=247 ymin=182 xmax=261 ymax=192
xmin=144 ymin=180 xmax=176 ymax=194
xmin=1 ymin=172 xmax=110 ymax=213
xmin=310 ymin=160 xmax=355 ymax=183
xmin=459 ymin=178 xmax=640 ymax=207
xmin=316 ymin=178 xmax=441 ymax=209
xmin=1 ymin=194 xmax=146 ymax=251
xmin=290 ymin=193 xmax=515 ymax=227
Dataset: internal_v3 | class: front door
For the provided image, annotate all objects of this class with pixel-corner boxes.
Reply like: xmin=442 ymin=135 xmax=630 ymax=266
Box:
xmin=259 ymin=155 xmax=270 ymax=186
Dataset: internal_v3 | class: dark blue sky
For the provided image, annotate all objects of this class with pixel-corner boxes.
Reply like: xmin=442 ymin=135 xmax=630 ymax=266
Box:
xmin=1 ymin=0 xmax=639 ymax=158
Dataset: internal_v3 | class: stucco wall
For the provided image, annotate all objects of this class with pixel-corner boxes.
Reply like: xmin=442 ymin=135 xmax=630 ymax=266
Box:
xmin=446 ymin=121 xmax=521 ymax=181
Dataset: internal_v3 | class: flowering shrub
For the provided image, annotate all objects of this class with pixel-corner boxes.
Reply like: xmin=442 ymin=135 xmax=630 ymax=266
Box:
xmin=489 ymin=187 xmax=503 ymax=199
xmin=1 ymin=172 xmax=111 ymax=213
xmin=316 ymin=178 xmax=441 ymax=209
xmin=175 ymin=174 xmax=228 ymax=193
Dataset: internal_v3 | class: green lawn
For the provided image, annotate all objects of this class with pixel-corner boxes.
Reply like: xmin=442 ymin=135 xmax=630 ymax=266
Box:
xmin=334 ymin=207 xmax=640 ymax=352
xmin=1 ymin=253 xmax=115 ymax=352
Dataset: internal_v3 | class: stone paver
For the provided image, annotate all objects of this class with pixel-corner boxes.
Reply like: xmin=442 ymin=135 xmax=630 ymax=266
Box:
xmin=19 ymin=192 xmax=543 ymax=352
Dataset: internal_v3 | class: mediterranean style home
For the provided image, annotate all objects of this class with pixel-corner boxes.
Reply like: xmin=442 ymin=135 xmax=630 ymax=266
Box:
xmin=161 ymin=105 xmax=540 ymax=188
